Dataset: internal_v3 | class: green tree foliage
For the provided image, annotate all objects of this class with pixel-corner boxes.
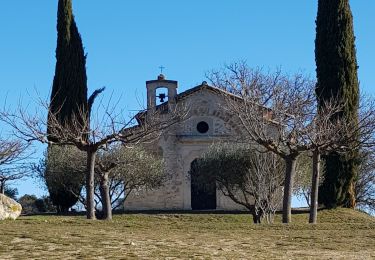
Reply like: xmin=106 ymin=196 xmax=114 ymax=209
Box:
xmin=315 ymin=0 xmax=360 ymax=208
xmin=194 ymin=144 xmax=284 ymax=224
xmin=293 ymin=153 xmax=325 ymax=207
xmin=18 ymin=194 xmax=38 ymax=215
xmin=4 ymin=186 xmax=18 ymax=200
xmin=34 ymin=197 xmax=56 ymax=213
xmin=35 ymin=145 xmax=165 ymax=218
xmin=18 ymin=194 xmax=56 ymax=214
xmin=35 ymin=147 xmax=85 ymax=213
xmin=293 ymin=153 xmax=313 ymax=207
xmin=95 ymin=145 xmax=165 ymax=219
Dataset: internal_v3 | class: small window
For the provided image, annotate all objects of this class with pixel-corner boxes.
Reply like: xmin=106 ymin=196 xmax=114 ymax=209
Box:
xmin=197 ymin=121 xmax=209 ymax=134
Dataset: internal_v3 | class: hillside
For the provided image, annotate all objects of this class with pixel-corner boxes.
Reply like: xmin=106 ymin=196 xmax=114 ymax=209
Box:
xmin=0 ymin=208 xmax=374 ymax=259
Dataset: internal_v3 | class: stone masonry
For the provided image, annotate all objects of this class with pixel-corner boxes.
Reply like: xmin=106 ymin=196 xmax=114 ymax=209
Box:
xmin=124 ymin=76 xmax=248 ymax=210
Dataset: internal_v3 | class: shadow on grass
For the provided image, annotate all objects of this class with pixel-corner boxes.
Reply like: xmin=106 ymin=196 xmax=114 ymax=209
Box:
xmin=22 ymin=207 xmax=321 ymax=218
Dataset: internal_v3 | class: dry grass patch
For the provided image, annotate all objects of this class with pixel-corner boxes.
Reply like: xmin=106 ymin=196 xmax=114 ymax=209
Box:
xmin=0 ymin=208 xmax=374 ymax=259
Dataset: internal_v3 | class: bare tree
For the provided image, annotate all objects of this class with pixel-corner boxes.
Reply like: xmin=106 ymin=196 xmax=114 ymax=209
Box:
xmin=208 ymin=62 xmax=375 ymax=223
xmin=195 ymin=143 xmax=284 ymax=224
xmin=209 ymin=62 xmax=317 ymax=223
xmin=306 ymin=98 xmax=375 ymax=223
xmin=1 ymin=93 xmax=184 ymax=220
xmin=242 ymin=148 xmax=284 ymax=224
xmin=294 ymin=153 xmax=316 ymax=207
xmin=304 ymin=101 xmax=346 ymax=224
xmin=0 ymin=138 xmax=30 ymax=194
xmin=355 ymin=149 xmax=375 ymax=214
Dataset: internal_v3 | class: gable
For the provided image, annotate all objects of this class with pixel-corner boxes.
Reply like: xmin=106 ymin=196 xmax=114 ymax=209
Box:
xmin=175 ymin=89 xmax=242 ymax=138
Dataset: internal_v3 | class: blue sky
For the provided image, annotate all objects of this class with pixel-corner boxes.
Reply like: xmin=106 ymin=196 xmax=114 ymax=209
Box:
xmin=0 ymin=1 xmax=374 ymax=201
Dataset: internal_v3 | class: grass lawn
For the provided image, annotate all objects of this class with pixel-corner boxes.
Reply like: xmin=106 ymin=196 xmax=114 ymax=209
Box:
xmin=0 ymin=208 xmax=374 ymax=259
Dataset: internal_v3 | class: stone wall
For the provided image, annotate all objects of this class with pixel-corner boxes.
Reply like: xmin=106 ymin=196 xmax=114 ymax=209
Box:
xmin=124 ymin=88 xmax=248 ymax=211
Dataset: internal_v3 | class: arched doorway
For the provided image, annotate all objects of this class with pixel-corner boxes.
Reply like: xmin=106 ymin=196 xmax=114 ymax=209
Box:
xmin=190 ymin=159 xmax=216 ymax=210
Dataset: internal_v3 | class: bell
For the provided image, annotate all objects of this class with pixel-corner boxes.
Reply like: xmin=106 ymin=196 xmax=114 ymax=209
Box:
xmin=158 ymin=93 xmax=166 ymax=103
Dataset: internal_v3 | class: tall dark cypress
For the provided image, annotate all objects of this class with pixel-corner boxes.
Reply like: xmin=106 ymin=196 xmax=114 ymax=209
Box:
xmin=47 ymin=0 xmax=87 ymax=212
xmin=315 ymin=0 xmax=360 ymax=208
xmin=49 ymin=0 xmax=88 ymax=128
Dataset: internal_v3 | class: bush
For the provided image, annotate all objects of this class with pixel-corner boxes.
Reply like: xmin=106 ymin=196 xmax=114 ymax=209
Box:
xmin=18 ymin=194 xmax=56 ymax=215
xmin=34 ymin=146 xmax=85 ymax=213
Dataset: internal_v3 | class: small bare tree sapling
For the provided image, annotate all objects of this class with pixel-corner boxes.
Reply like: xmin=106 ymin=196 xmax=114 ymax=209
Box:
xmin=355 ymin=149 xmax=375 ymax=213
xmin=294 ymin=153 xmax=315 ymax=207
xmin=196 ymin=143 xmax=284 ymax=224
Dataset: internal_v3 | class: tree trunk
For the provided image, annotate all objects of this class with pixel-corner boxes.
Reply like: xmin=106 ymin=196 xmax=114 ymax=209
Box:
xmin=249 ymin=206 xmax=261 ymax=224
xmin=309 ymin=149 xmax=321 ymax=224
xmin=282 ymin=157 xmax=297 ymax=223
xmin=86 ymin=150 xmax=96 ymax=220
xmin=56 ymin=206 xmax=69 ymax=215
xmin=0 ymin=181 xmax=5 ymax=194
xmin=99 ymin=172 xmax=112 ymax=220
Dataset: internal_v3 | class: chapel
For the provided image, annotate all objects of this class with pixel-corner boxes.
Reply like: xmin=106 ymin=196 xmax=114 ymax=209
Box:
xmin=124 ymin=74 xmax=246 ymax=210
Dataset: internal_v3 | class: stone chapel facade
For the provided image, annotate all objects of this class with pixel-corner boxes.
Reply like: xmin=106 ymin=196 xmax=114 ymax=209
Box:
xmin=124 ymin=74 xmax=247 ymax=210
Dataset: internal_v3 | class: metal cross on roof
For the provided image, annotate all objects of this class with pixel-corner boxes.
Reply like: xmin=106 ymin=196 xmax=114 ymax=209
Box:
xmin=159 ymin=65 xmax=165 ymax=74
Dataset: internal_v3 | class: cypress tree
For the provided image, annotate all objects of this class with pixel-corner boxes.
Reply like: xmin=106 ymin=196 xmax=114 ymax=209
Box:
xmin=315 ymin=0 xmax=360 ymax=208
xmin=47 ymin=0 xmax=88 ymax=212
xmin=49 ymin=0 xmax=88 ymax=125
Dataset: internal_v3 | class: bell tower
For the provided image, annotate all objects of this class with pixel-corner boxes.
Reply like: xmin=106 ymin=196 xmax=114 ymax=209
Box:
xmin=146 ymin=74 xmax=178 ymax=111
